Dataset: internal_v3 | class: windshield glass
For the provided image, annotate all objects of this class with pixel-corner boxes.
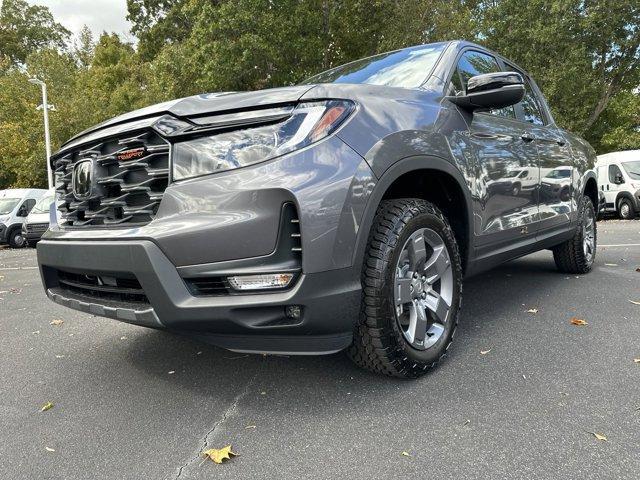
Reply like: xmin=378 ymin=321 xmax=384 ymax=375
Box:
xmin=301 ymin=43 xmax=446 ymax=89
xmin=31 ymin=194 xmax=55 ymax=214
xmin=545 ymin=169 xmax=571 ymax=179
xmin=622 ymin=160 xmax=640 ymax=180
xmin=0 ymin=198 xmax=20 ymax=215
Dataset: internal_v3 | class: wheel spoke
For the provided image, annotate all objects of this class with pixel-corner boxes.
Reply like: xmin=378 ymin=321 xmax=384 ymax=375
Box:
xmin=423 ymin=322 xmax=445 ymax=349
xmin=423 ymin=246 xmax=450 ymax=284
xmin=408 ymin=233 xmax=427 ymax=269
xmin=396 ymin=277 xmax=412 ymax=305
xmin=406 ymin=301 xmax=428 ymax=345
xmin=424 ymin=289 xmax=451 ymax=324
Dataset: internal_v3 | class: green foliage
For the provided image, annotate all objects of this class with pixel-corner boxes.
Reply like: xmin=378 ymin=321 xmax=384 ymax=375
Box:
xmin=481 ymin=0 xmax=640 ymax=144
xmin=0 ymin=0 xmax=638 ymax=190
xmin=0 ymin=0 xmax=70 ymax=65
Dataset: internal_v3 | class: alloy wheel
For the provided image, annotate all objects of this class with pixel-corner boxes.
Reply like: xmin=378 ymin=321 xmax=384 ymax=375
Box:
xmin=582 ymin=206 xmax=595 ymax=263
xmin=394 ymin=228 xmax=453 ymax=350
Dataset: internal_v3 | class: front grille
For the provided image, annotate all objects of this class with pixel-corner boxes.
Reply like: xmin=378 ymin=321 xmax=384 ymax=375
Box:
xmin=26 ymin=223 xmax=48 ymax=233
xmin=56 ymin=269 xmax=149 ymax=304
xmin=53 ymin=129 xmax=170 ymax=227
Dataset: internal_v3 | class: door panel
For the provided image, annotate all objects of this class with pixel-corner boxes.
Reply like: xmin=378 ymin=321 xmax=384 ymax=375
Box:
xmin=532 ymin=126 xmax=574 ymax=231
xmin=466 ymin=113 xmax=540 ymax=245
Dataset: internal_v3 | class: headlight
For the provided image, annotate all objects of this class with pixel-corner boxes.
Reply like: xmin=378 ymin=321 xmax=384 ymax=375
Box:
xmin=172 ymin=100 xmax=354 ymax=181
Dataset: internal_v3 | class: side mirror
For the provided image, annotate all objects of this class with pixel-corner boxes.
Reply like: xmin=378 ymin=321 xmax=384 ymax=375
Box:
xmin=615 ymin=172 xmax=624 ymax=184
xmin=448 ymin=71 xmax=525 ymax=111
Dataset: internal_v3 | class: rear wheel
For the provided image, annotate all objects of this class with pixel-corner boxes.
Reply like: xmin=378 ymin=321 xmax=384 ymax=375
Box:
xmin=552 ymin=196 xmax=596 ymax=274
xmin=8 ymin=228 xmax=26 ymax=248
xmin=618 ymin=198 xmax=634 ymax=220
xmin=348 ymin=199 xmax=463 ymax=378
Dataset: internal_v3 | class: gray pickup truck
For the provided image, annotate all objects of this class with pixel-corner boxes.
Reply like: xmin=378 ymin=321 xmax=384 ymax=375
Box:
xmin=37 ymin=40 xmax=598 ymax=378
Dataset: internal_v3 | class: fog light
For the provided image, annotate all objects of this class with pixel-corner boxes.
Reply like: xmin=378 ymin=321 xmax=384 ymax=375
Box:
xmin=285 ymin=305 xmax=302 ymax=320
xmin=227 ymin=273 xmax=294 ymax=291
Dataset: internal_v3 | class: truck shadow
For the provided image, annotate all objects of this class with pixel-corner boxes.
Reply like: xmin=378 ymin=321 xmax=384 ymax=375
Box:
xmin=111 ymin=252 xmax=582 ymax=406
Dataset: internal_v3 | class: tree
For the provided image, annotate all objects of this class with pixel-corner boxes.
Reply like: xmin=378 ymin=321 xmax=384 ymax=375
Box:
xmin=480 ymin=0 xmax=640 ymax=142
xmin=74 ymin=25 xmax=95 ymax=69
xmin=0 ymin=0 xmax=70 ymax=66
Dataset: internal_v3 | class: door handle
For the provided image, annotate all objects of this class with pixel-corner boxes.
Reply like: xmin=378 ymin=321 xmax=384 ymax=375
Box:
xmin=521 ymin=132 xmax=536 ymax=143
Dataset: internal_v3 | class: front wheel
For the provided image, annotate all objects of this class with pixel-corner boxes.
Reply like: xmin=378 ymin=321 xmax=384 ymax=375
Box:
xmin=552 ymin=196 xmax=596 ymax=274
xmin=348 ymin=199 xmax=463 ymax=378
xmin=8 ymin=228 xmax=26 ymax=248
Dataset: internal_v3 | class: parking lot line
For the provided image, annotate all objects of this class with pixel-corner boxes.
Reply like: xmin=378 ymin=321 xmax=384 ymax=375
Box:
xmin=599 ymin=243 xmax=640 ymax=247
xmin=0 ymin=266 xmax=39 ymax=271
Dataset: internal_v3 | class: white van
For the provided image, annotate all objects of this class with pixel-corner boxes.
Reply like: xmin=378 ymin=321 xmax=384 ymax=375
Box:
xmin=596 ymin=150 xmax=640 ymax=219
xmin=0 ymin=189 xmax=48 ymax=247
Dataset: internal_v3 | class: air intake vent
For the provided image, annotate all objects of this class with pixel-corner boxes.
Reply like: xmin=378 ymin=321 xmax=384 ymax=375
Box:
xmin=53 ymin=129 xmax=170 ymax=227
xmin=287 ymin=205 xmax=302 ymax=254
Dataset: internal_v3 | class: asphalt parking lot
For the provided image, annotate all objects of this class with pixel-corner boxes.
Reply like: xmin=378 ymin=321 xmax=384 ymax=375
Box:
xmin=1 ymin=219 xmax=639 ymax=480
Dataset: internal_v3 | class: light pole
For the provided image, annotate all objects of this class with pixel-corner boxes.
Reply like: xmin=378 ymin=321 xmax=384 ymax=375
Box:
xmin=28 ymin=78 xmax=54 ymax=189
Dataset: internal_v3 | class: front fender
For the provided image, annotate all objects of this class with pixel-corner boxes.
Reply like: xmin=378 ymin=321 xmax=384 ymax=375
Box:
xmin=350 ymin=155 xmax=474 ymax=278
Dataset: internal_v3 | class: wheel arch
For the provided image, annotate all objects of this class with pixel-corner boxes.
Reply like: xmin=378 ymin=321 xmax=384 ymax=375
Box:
xmin=615 ymin=191 xmax=637 ymax=211
xmin=582 ymin=174 xmax=598 ymax=209
xmin=352 ymin=155 xmax=473 ymax=276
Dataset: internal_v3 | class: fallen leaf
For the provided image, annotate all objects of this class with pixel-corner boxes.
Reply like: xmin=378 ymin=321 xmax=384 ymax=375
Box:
xmin=634 ymin=358 xmax=640 ymax=364
xmin=590 ymin=432 xmax=607 ymax=441
xmin=526 ymin=308 xmax=538 ymax=314
xmin=401 ymin=451 xmax=411 ymax=457
xmin=41 ymin=402 xmax=54 ymax=412
xmin=45 ymin=447 xmax=55 ymax=452
xmin=50 ymin=319 xmax=64 ymax=326
xmin=636 ymin=268 xmax=640 ymax=273
xmin=480 ymin=349 xmax=492 ymax=355
xmin=570 ymin=318 xmax=588 ymax=326
xmin=629 ymin=300 xmax=640 ymax=306
xmin=202 ymin=446 xmax=238 ymax=464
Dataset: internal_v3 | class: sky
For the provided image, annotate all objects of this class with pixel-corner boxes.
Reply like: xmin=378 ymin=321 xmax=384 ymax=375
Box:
xmin=26 ymin=0 xmax=133 ymax=40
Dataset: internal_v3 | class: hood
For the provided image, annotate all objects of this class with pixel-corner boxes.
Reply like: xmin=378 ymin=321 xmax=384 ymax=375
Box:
xmin=63 ymin=85 xmax=316 ymax=148
xmin=26 ymin=212 xmax=50 ymax=224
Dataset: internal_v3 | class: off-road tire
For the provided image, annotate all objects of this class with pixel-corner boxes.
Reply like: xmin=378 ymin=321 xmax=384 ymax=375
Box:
xmin=617 ymin=198 xmax=634 ymax=220
xmin=348 ymin=199 xmax=463 ymax=378
xmin=552 ymin=196 xmax=596 ymax=274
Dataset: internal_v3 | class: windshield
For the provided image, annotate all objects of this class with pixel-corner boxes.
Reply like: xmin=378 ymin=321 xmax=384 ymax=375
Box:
xmin=545 ymin=169 xmax=571 ymax=179
xmin=31 ymin=194 xmax=55 ymax=214
xmin=622 ymin=160 xmax=640 ymax=180
xmin=0 ymin=198 xmax=20 ymax=215
xmin=301 ymin=43 xmax=446 ymax=89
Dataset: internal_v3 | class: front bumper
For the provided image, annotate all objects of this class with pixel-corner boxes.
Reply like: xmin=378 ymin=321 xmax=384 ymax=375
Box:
xmin=37 ymin=239 xmax=360 ymax=354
